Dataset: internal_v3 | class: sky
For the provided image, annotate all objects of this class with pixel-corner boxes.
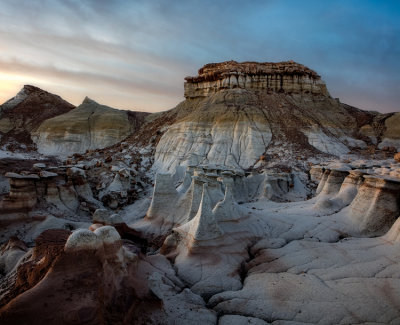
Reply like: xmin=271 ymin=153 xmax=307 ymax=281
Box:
xmin=0 ymin=0 xmax=399 ymax=113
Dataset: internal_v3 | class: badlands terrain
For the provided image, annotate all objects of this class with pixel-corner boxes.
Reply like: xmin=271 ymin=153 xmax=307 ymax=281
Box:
xmin=0 ymin=60 xmax=400 ymax=324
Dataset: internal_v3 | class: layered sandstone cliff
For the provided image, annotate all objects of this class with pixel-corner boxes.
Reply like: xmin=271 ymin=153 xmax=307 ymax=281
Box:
xmin=184 ymin=60 xmax=329 ymax=98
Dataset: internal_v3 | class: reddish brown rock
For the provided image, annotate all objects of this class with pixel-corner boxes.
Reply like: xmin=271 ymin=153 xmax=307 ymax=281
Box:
xmin=0 ymin=227 xmax=215 ymax=324
xmin=0 ymin=229 xmax=71 ymax=308
xmin=0 ymin=236 xmax=28 ymax=275
xmin=0 ymin=85 xmax=74 ymax=151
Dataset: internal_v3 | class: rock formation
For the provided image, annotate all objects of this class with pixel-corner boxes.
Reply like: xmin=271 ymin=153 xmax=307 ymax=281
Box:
xmin=180 ymin=183 xmax=224 ymax=244
xmin=152 ymin=61 xmax=376 ymax=178
xmin=349 ymin=175 xmax=400 ymax=234
xmin=0 ymin=236 xmax=27 ymax=275
xmin=212 ymin=181 xmax=242 ymax=222
xmin=33 ymin=97 xmax=148 ymax=156
xmin=209 ymin=232 xmax=400 ymax=324
xmin=0 ymin=227 xmax=216 ymax=324
xmin=0 ymin=85 xmax=74 ymax=151
xmin=163 ymin=179 xmax=250 ymax=297
xmin=1 ymin=60 xmax=400 ymax=324
xmin=0 ymin=165 xmax=104 ymax=224
xmin=358 ymin=111 xmax=400 ymax=150
xmin=0 ymin=172 xmax=39 ymax=214
xmin=314 ymin=169 xmax=349 ymax=206
xmin=146 ymin=173 xmax=179 ymax=222
xmin=184 ymin=60 xmax=329 ymax=98
xmin=310 ymin=162 xmax=400 ymax=235
xmin=378 ymin=112 xmax=400 ymax=150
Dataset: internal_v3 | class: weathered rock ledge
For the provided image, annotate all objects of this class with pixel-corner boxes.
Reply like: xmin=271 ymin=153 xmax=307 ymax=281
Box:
xmin=184 ymin=60 xmax=329 ymax=98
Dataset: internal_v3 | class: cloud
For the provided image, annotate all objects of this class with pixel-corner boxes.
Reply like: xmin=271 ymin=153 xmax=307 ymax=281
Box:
xmin=0 ymin=0 xmax=399 ymax=113
xmin=0 ymin=56 xmax=187 ymax=112
xmin=3 ymin=58 xmax=168 ymax=91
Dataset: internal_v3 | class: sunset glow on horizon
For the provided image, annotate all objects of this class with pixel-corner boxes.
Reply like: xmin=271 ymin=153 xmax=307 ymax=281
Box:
xmin=1 ymin=0 xmax=399 ymax=113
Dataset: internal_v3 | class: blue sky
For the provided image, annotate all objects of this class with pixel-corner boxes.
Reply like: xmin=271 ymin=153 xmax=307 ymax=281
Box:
xmin=0 ymin=0 xmax=399 ymax=112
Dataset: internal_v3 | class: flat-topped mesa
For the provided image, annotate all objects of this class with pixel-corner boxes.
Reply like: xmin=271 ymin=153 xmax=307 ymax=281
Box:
xmin=184 ymin=60 xmax=330 ymax=98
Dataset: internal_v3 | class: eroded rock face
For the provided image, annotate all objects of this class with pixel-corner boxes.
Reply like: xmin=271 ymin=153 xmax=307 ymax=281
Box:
xmin=0 ymin=173 xmax=39 ymax=214
xmin=139 ymin=165 xmax=300 ymax=240
xmin=0 ymin=237 xmax=27 ymax=276
xmin=357 ymin=111 xmax=400 ymax=151
xmin=0 ymin=85 xmax=74 ymax=151
xmin=2 ymin=62 xmax=400 ymax=324
xmin=311 ymin=162 xmax=400 ymax=235
xmin=209 ymin=235 xmax=400 ymax=324
xmin=33 ymin=97 xmax=148 ymax=156
xmin=0 ymin=166 xmax=103 ymax=223
xmin=0 ymin=229 xmax=71 ymax=307
xmin=146 ymin=173 xmax=179 ymax=223
xmin=384 ymin=217 xmax=400 ymax=242
xmin=153 ymin=61 xmax=374 ymax=176
xmin=314 ymin=169 xmax=364 ymax=214
xmin=184 ymin=60 xmax=329 ymax=98
xmin=314 ymin=169 xmax=349 ymax=202
xmin=349 ymin=175 xmax=400 ymax=234
xmin=378 ymin=112 xmax=400 ymax=151
xmin=139 ymin=165 xmax=301 ymax=297
xmin=153 ymin=90 xmax=273 ymax=174
xmin=310 ymin=165 xmax=325 ymax=183
xmin=0 ymin=227 xmax=216 ymax=325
